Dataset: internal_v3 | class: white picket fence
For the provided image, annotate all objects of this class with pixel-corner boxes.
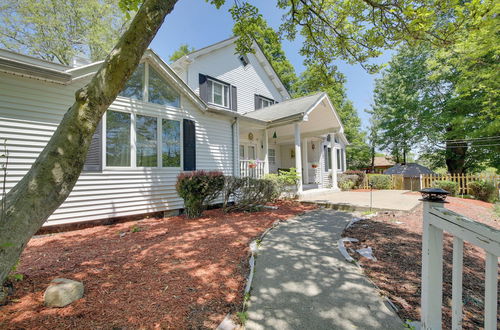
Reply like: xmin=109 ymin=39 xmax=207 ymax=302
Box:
xmin=421 ymin=200 xmax=499 ymax=329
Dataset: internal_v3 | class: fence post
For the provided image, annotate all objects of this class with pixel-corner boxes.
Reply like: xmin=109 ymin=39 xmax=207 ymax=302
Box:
xmin=420 ymin=190 xmax=448 ymax=330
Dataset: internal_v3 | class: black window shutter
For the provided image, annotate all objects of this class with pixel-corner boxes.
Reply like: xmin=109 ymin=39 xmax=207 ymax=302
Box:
xmin=183 ymin=119 xmax=196 ymax=171
xmin=231 ymin=85 xmax=237 ymax=111
xmin=199 ymin=74 xmax=208 ymax=102
xmin=254 ymin=94 xmax=261 ymax=110
xmin=83 ymin=120 xmax=102 ymax=172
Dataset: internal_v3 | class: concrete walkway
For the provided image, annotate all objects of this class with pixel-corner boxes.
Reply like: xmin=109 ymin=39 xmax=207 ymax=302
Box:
xmin=299 ymin=190 xmax=421 ymax=211
xmin=246 ymin=209 xmax=404 ymax=330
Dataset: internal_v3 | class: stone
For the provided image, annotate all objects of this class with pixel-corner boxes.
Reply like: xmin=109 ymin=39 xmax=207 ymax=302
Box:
xmin=44 ymin=278 xmax=84 ymax=307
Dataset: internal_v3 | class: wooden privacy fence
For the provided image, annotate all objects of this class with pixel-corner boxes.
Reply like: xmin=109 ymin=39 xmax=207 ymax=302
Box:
xmin=421 ymin=199 xmax=499 ymax=329
xmin=361 ymin=174 xmax=405 ymax=190
xmin=421 ymin=173 xmax=500 ymax=195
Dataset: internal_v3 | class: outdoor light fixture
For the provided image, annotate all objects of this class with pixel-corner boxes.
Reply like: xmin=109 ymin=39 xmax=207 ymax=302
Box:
xmin=419 ymin=188 xmax=450 ymax=202
xmin=312 ymin=143 xmax=315 ymax=150
xmin=272 ymin=131 xmax=277 ymax=139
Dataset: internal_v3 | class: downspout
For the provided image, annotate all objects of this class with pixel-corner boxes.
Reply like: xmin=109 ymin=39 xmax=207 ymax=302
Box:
xmin=231 ymin=117 xmax=238 ymax=177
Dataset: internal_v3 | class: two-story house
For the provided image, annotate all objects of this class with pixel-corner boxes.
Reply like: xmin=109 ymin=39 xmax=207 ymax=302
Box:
xmin=0 ymin=37 xmax=347 ymax=227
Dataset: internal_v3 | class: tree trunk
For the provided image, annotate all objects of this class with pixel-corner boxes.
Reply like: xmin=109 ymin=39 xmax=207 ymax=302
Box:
xmin=0 ymin=0 xmax=179 ymax=286
xmin=370 ymin=145 xmax=375 ymax=173
xmin=445 ymin=142 xmax=468 ymax=174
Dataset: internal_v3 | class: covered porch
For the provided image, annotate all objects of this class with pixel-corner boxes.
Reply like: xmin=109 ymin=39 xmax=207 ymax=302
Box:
xmin=236 ymin=93 xmax=347 ymax=192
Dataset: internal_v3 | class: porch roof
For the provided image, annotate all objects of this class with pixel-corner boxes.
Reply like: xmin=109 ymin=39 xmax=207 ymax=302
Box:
xmin=242 ymin=92 xmax=325 ymax=123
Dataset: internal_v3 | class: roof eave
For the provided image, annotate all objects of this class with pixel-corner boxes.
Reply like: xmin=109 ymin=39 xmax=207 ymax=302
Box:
xmin=0 ymin=57 xmax=72 ymax=84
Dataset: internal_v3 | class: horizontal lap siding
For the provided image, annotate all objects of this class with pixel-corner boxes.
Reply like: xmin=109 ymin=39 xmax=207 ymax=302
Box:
xmin=0 ymin=72 xmax=233 ymax=226
xmin=185 ymin=43 xmax=286 ymax=114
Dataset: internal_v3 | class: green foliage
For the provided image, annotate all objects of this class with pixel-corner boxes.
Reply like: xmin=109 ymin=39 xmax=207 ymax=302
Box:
xmin=368 ymin=174 xmax=391 ymax=190
xmin=169 ymin=44 xmax=195 ymax=63
xmin=130 ymin=225 xmax=143 ymax=233
xmin=223 ymin=177 xmax=280 ymax=212
xmin=339 ymin=180 xmax=355 ymax=191
xmin=432 ymin=180 xmax=459 ymax=196
xmin=237 ymin=311 xmax=249 ymax=324
xmin=343 ymin=170 xmax=366 ymax=188
xmin=277 ymin=168 xmax=300 ymax=186
xmin=176 ymin=171 xmax=225 ymax=218
xmin=230 ymin=4 xmax=298 ymax=91
xmin=0 ymin=0 xmax=131 ymax=65
xmin=468 ymin=180 xmax=498 ymax=203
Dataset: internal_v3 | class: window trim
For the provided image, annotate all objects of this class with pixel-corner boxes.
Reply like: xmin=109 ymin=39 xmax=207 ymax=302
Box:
xmin=268 ymin=148 xmax=276 ymax=165
xmin=207 ymin=77 xmax=230 ymax=108
xmin=103 ymin=109 xmax=183 ymax=170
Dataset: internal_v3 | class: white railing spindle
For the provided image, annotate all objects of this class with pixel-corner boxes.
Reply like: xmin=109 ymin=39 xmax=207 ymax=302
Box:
xmin=484 ymin=252 xmax=498 ymax=330
xmin=452 ymin=237 xmax=464 ymax=330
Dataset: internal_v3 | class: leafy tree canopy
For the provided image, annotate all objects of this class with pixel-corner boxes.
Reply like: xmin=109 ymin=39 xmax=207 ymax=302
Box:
xmin=0 ymin=0 xmax=131 ymax=65
xmin=169 ymin=44 xmax=195 ymax=62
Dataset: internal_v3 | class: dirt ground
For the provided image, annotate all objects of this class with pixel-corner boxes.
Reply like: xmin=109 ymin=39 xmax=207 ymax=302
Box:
xmin=344 ymin=196 xmax=499 ymax=329
xmin=0 ymin=201 xmax=315 ymax=329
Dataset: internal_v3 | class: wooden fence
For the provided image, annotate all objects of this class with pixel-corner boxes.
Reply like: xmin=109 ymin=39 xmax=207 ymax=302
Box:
xmin=361 ymin=174 xmax=406 ymax=190
xmin=421 ymin=173 xmax=500 ymax=195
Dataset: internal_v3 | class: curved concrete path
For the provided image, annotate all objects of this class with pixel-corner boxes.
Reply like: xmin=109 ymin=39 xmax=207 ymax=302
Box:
xmin=246 ymin=209 xmax=404 ymax=330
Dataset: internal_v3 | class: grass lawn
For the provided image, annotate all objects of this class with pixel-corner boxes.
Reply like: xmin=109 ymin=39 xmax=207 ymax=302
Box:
xmin=0 ymin=201 xmax=315 ymax=329
xmin=344 ymin=196 xmax=499 ymax=329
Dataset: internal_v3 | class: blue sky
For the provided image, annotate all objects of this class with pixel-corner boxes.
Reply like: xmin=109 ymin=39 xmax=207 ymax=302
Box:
xmin=151 ymin=0 xmax=388 ymax=129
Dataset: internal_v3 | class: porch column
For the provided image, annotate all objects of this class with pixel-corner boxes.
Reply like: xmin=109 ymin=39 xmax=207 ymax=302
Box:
xmin=294 ymin=123 xmax=303 ymax=192
xmin=330 ymin=133 xmax=338 ymax=190
xmin=342 ymin=148 xmax=347 ymax=171
xmin=263 ymin=129 xmax=269 ymax=175
xmin=301 ymin=138 xmax=308 ymax=184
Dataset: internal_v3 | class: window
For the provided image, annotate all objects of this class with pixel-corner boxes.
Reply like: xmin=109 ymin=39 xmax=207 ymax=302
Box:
xmin=149 ymin=67 xmax=180 ymax=107
xmin=162 ymin=119 xmax=181 ymax=167
xmin=118 ymin=62 xmax=181 ymax=108
xmin=239 ymin=145 xmax=245 ymax=160
xmin=106 ymin=111 xmax=131 ymax=167
xmin=119 ymin=63 xmax=144 ymax=101
xmin=324 ymin=146 xmax=332 ymax=170
xmin=337 ymin=149 xmax=341 ymax=170
xmin=136 ymin=115 xmax=158 ymax=167
xmin=248 ymin=146 xmax=256 ymax=160
xmin=268 ymin=148 xmax=276 ymax=165
xmin=255 ymin=95 xmax=275 ymax=110
xmin=207 ymin=79 xmax=230 ymax=107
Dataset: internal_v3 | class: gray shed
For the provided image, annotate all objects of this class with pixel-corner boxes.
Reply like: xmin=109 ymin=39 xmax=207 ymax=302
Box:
xmin=383 ymin=163 xmax=435 ymax=191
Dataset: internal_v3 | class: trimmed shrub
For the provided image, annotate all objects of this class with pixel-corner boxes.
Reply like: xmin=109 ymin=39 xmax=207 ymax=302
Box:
xmin=278 ymin=167 xmax=300 ymax=186
xmin=224 ymin=177 xmax=280 ymax=212
xmin=468 ymin=180 xmax=498 ymax=203
xmin=343 ymin=170 xmax=366 ymax=188
xmin=432 ymin=180 xmax=459 ymax=196
xmin=368 ymin=174 xmax=391 ymax=189
xmin=176 ymin=170 xmax=225 ymax=218
xmin=339 ymin=180 xmax=355 ymax=191
xmin=338 ymin=174 xmax=358 ymax=191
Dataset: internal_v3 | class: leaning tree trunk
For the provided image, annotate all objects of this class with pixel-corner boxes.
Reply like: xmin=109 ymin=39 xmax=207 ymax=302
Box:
xmin=0 ymin=0 xmax=179 ymax=285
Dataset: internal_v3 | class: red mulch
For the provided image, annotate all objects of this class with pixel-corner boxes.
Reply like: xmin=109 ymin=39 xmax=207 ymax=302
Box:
xmin=344 ymin=197 xmax=499 ymax=329
xmin=0 ymin=201 xmax=315 ymax=329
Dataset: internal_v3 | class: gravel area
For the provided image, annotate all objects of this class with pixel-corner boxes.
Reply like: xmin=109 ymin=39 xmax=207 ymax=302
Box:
xmin=0 ymin=201 xmax=315 ymax=329
xmin=344 ymin=196 xmax=499 ymax=329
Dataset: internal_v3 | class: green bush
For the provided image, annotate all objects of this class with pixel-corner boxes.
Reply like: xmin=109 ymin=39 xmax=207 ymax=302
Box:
xmin=176 ymin=170 xmax=225 ymax=218
xmin=432 ymin=180 xmax=459 ymax=196
xmin=224 ymin=177 xmax=280 ymax=212
xmin=338 ymin=174 xmax=358 ymax=191
xmin=343 ymin=170 xmax=366 ymax=188
xmin=278 ymin=167 xmax=300 ymax=186
xmin=339 ymin=180 xmax=355 ymax=191
xmin=368 ymin=174 xmax=391 ymax=189
xmin=468 ymin=180 xmax=498 ymax=203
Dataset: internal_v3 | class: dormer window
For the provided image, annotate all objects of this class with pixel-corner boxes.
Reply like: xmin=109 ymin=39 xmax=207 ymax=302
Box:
xmin=239 ymin=54 xmax=249 ymax=67
xmin=255 ymin=94 xmax=275 ymax=110
xmin=207 ymin=78 xmax=230 ymax=108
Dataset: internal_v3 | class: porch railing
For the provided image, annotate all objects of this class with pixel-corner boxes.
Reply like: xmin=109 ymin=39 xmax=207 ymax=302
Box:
xmin=240 ymin=160 xmax=265 ymax=179
xmin=421 ymin=199 xmax=499 ymax=329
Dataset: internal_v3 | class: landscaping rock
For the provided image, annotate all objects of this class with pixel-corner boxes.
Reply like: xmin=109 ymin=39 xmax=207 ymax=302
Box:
xmin=44 ymin=278 xmax=84 ymax=307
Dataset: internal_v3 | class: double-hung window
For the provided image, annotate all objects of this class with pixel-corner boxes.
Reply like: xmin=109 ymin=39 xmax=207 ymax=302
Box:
xmin=268 ymin=148 xmax=276 ymax=165
xmin=136 ymin=115 xmax=158 ymax=167
xmin=207 ymin=78 xmax=230 ymax=108
xmin=255 ymin=95 xmax=275 ymax=110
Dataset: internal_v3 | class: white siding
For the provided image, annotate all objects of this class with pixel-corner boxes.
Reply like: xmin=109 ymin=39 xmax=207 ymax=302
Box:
xmin=0 ymin=70 xmax=233 ymax=226
xmin=184 ymin=43 xmax=286 ymax=114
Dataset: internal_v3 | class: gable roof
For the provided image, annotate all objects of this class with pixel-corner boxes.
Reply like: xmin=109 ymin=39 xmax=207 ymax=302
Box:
xmin=173 ymin=37 xmax=291 ymax=100
xmin=243 ymin=92 xmax=325 ymax=122
xmin=373 ymin=156 xmax=395 ymax=167
xmin=384 ymin=163 xmax=434 ymax=177
xmin=0 ymin=48 xmax=207 ymax=111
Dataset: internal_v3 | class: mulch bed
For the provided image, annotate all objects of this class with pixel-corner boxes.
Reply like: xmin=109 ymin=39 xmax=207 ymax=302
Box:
xmin=0 ymin=201 xmax=315 ymax=329
xmin=344 ymin=197 xmax=499 ymax=329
